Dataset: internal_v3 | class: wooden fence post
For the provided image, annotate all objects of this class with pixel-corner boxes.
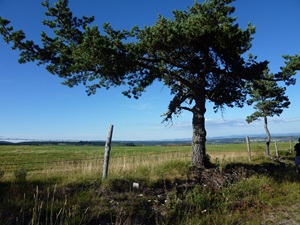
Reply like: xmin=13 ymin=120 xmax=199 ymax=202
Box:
xmin=246 ymin=136 xmax=251 ymax=162
xmin=289 ymin=140 xmax=292 ymax=154
xmin=275 ymin=140 xmax=279 ymax=157
xmin=102 ymin=125 xmax=114 ymax=179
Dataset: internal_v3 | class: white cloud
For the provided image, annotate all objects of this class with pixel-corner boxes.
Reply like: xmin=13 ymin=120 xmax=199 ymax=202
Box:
xmin=167 ymin=117 xmax=300 ymax=138
xmin=123 ymin=102 xmax=153 ymax=111
xmin=268 ymin=117 xmax=300 ymax=124
xmin=206 ymin=118 xmax=244 ymax=126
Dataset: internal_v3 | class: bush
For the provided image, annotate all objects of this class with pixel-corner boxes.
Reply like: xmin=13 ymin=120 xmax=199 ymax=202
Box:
xmin=14 ymin=168 xmax=27 ymax=182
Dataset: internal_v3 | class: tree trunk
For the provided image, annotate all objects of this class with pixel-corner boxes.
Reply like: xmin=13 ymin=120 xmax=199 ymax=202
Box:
xmin=191 ymin=96 xmax=208 ymax=167
xmin=264 ymin=115 xmax=271 ymax=157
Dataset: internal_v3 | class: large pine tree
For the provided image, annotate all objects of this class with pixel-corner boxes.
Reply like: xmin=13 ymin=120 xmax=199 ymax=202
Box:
xmin=0 ymin=0 xmax=297 ymax=167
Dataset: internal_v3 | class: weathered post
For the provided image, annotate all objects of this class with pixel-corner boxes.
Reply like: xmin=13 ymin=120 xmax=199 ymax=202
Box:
xmin=275 ymin=140 xmax=279 ymax=157
xmin=102 ymin=125 xmax=114 ymax=179
xmin=246 ymin=136 xmax=251 ymax=162
xmin=289 ymin=140 xmax=292 ymax=154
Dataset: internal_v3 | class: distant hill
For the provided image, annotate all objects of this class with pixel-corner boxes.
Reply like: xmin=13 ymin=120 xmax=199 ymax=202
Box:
xmin=1 ymin=133 xmax=299 ymax=146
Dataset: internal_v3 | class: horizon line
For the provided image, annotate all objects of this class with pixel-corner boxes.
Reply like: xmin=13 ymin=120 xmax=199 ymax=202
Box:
xmin=1 ymin=132 xmax=300 ymax=143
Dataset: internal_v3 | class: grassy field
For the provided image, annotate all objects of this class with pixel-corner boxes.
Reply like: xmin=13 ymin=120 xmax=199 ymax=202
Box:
xmin=0 ymin=141 xmax=292 ymax=181
xmin=0 ymin=144 xmax=191 ymax=183
xmin=0 ymin=141 xmax=298 ymax=224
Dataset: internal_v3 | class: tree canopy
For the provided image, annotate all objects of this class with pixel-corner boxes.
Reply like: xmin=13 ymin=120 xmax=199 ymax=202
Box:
xmin=0 ymin=0 xmax=298 ymax=167
xmin=246 ymin=70 xmax=290 ymax=123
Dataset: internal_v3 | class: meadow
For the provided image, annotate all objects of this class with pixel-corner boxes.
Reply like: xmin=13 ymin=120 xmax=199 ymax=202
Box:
xmin=0 ymin=142 xmax=276 ymax=183
xmin=0 ymin=141 xmax=299 ymax=224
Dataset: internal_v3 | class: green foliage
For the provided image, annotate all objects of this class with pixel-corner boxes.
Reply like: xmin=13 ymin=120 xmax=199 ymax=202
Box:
xmin=185 ymin=186 xmax=221 ymax=210
xmin=0 ymin=0 xmax=267 ymax=104
xmin=278 ymin=54 xmax=300 ymax=85
xmin=246 ymin=68 xmax=290 ymax=124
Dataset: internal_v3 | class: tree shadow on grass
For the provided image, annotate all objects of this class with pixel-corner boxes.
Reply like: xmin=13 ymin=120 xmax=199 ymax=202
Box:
xmin=223 ymin=157 xmax=300 ymax=183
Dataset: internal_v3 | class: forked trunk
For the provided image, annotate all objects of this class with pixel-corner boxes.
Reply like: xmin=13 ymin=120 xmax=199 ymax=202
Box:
xmin=191 ymin=96 xmax=208 ymax=167
xmin=264 ymin=115 xmax=271 ymax=157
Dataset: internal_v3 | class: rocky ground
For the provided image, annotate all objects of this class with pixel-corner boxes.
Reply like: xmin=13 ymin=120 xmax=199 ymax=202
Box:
xmin=88 ymin=158 xmax=300 ymax=224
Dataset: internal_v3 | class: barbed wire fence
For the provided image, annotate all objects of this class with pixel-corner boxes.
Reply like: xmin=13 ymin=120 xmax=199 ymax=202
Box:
xmin=0 ymin=137 xmax=96 ymax=142
xmin=1 ymin=135 xmax=298 ymax=172
xmin=0 ymin=136 xmax=107 ymax=175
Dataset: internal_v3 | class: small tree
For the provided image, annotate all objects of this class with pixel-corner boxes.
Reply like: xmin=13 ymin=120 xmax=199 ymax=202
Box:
xmin=246 ymin=69 xmax=290 ymax=157
xmin=0 ymin=0 xmax=297 ymax=167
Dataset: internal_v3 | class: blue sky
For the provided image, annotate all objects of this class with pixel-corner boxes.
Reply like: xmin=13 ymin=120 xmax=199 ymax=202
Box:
xmin=0 ymin=0 xmax=300 ymax=141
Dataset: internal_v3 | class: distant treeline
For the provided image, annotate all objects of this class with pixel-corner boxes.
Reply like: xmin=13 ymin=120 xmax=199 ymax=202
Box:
xmin=0 ymin=141 xmax=106 ymax=146
xmin=0 ymin=135 xmax=298 ymax=146
xmin=0 ymin=140 xmax=190 ymax=146
xmin=0 ymin=141 xmax=149 ymax=146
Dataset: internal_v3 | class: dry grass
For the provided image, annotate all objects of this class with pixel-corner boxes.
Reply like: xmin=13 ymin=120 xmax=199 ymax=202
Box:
xmin=0 ymin=142 xmax=297 ymax=225
xmin=0 ymin=142 xmax=289 ymax=184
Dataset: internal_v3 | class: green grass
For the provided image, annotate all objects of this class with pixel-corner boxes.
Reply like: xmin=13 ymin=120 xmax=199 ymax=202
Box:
xmin=0 ymin=142 xmax=298 ymax=224
xmin=0 ymin=142 xmax=292 ymax=182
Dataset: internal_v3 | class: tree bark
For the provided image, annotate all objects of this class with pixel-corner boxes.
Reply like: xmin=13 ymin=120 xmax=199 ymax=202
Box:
xmin=264 ymin=115 xmax=271 ymax=157
xmin=191 ymin=95 xmax=208 ymax=167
